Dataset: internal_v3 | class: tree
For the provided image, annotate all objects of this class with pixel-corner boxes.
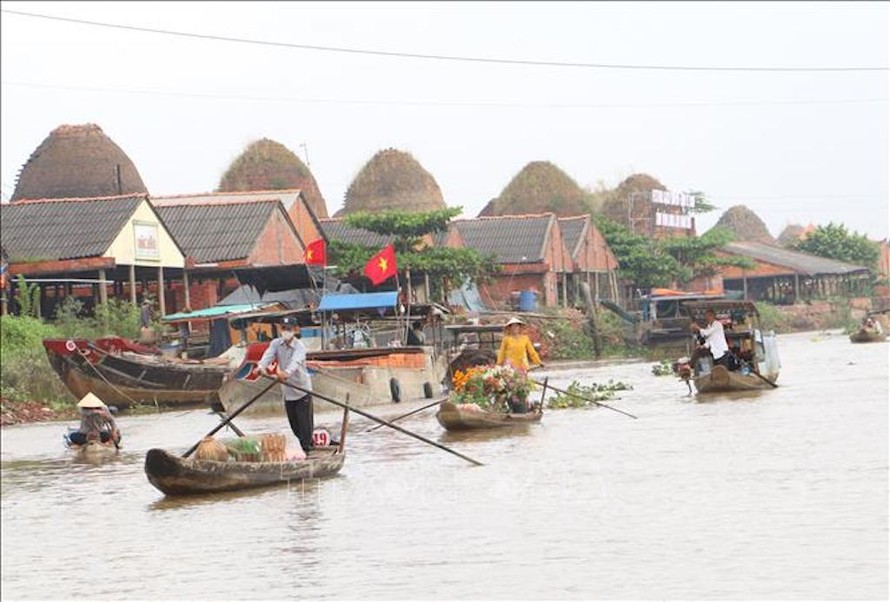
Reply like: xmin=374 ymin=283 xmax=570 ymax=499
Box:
xmin=594 ymin=218 xmax=680 ymax=288
xmin=331 ymin=207 xmax=499 ymax=299
xmin=659 ymin=227 xmax=754 ymax=282
xmin=792 ymin=222 xmax=879 ymax=268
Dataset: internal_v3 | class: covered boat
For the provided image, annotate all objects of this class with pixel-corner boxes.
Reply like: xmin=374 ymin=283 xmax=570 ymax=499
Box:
xmin=219 ymin=294 xmax=448 ymax=413
xmin=436 ymin=401 xmax=543 ymax=431
xmin=43 ymin=337 xmax=242 ymax=409
xmin=680 ymin=300 xmax=780 ymax=394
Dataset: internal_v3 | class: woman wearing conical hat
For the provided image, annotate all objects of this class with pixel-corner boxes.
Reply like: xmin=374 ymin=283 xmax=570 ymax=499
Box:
xmin=496 ymin=316 xmax=544 ymax=373
xmin=67 ymin=393 xmax=121 ymax=447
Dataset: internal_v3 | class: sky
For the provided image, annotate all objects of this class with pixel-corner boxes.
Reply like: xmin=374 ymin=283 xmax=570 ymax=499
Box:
xmin=1 ymin=1 xmax=887 ymax=240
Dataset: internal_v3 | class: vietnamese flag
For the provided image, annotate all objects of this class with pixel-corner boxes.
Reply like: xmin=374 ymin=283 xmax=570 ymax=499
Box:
xmin=304 ymin=239 xmax=326 ymax=266
xmin=363 ymin=244 xmax=397 ymax=285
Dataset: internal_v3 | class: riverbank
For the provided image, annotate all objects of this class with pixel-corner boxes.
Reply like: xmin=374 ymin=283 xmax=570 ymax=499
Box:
xmin=0 ymin=397 xmax=78 ymax=427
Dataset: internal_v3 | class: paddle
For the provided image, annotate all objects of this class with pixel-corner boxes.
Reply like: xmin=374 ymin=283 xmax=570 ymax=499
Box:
xmin=259 ymin=375 xmax=483 ymax=467
xmin=531 ymin=379 xmax=638 ymax=419
xmin=749 ymin=368 xmax=779 ymax=389
xmin=182 ymin=379 xmax=278 ymax=459
xmin=364 ymin=398 xmax=444 ymax=433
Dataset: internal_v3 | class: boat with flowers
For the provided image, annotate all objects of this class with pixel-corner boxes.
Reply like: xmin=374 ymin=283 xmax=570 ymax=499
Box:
xmin=436 ymin=364 xmax=543 ymax=431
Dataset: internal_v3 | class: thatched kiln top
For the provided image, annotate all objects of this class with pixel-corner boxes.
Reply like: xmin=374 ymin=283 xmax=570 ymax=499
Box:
xmin=11 ymin=123 xmax=148 ymax=201
xmin=338 ymin=148 xmax=445 ymax=216
xmin=712 ymin=205 xmax=775 ymax=245
xmin=218 ymin=138 xmax=329 ymax=218
xmin=478 ymin=161 xmax=590 ymax=217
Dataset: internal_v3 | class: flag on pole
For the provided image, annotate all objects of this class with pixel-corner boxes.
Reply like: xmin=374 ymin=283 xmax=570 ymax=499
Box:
xmin=304 ymin=239 xmax=327 ymax=266
xmin=363 ymin=244 xmax=397 ymax=285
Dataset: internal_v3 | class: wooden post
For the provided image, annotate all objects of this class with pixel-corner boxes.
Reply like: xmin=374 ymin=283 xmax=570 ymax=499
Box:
xmin=158 ymin=265 xmax=166 ymax=317
xmin=580 ymin=282 xmax=602 ymax=358
xmin=743 ymin=274 xmax=748 ymax=301
xmin=129 ymin=264 xmax=137 ymax=305
xmin=183 ymin=269 xmax=191 ymax=309
xmin=98 ymin=268 xmax=108 ymax=307
xmin=794 ymin=273 xmax=800 ymax=304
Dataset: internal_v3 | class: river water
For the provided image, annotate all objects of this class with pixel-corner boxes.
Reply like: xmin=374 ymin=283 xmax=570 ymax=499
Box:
xmin=1 ymin=330 xmax=887 ymax=600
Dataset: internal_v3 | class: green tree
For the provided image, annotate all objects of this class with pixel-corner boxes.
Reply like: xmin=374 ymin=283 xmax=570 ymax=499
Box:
xmin=792 ymin=222 xmax=879 ymax=268
xmin=332 ymin=207 xmax=499 ymax=298
xmin=595 ymin=217 xmax=680 ymax=288
xmin=659 ymin=226 xmax=754 ymax=282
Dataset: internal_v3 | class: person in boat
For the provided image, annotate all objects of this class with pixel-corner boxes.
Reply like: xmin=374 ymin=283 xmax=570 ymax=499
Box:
xmin=690 ymin=308 xmax=730 ymax=370
xmin=68 ymin=393 xmax=121 ymax=446
xmin=496 ymin=316 xmax=544 ymax=373
xmin=255 ymin=316 xmax=314 ymax=452
xmin=406 ymin=320 xmax=426 ymax=346
xmin=863 ymin=317 xmax=883 ymax=335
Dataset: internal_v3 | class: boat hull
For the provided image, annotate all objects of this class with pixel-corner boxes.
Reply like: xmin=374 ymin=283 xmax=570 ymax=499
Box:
xmin=68 ymin=441 xmax=119 ymax=458
xmin=144 ymin=446 xmax=345 ymax=496
xmin=693 ymin=365 xmax=778 ymax=393
xmin=435 ymin=401 xmax=543 ymax=431
xmin=44 ymin=339 xmax=238 ymax=408
xmin=849 ymin=330 xmax=887 ymax=343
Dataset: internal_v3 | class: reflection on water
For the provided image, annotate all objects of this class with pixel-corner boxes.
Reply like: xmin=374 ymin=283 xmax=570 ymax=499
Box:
xmin=1 ymin=331 xmax=887 ymax=599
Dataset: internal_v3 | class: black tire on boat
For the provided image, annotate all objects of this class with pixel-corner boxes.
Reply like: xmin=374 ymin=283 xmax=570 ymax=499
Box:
xmin=390 ymin=378 xmax=401 ymax=403
xmin=423 ymin=382 xmax=433 ymax=399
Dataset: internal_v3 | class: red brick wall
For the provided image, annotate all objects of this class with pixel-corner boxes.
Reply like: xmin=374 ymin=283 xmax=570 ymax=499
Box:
xmin=480 ymin=272 xmax=551 ymax=310
xmin=249 ymin=211 xmax=305 ymax=265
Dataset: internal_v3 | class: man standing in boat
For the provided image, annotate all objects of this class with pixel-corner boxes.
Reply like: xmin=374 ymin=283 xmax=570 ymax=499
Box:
xmin=690 ymin=308 xmax=730 ymax=369
xmin=255 ymin=317 xmax=314 ymax=452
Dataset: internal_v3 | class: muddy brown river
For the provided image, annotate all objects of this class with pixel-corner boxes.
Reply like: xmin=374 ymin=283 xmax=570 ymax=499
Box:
xmin=1 ymin=330 xmax=887 ymax=599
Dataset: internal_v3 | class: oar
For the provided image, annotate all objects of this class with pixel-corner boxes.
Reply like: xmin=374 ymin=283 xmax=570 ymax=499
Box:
xmin=749 ymin=369 xmax=779 ymax=389
xmin=364 ymin=398 xmax=444 ymax=433
xmin=531 ymin=379 xmax=638 ymax=419
xmin=259 ymin=375 xmax=483 ymax=467
xmin=182 ymin=379 xmax=278 ymax=458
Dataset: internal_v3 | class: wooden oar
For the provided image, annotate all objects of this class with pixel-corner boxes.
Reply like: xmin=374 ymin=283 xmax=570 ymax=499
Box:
xmin=531 ymin=379 xmax=638 ymax=419
xmin=260 ymin=376 xmax=483 ymax=467
xmin=182 ymin=379 xmax=278 ymax=458
xmin=749 ymin=369 xmax=779 ymax=389
xmin=364 ymin=398 xmax=444 ymax=433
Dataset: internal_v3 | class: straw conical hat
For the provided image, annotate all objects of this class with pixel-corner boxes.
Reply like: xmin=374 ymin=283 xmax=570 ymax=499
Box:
xmin=77 ymin=392 xmax=107 ymax=409
xmin=504 ymin=316 xmax=525 ymax=328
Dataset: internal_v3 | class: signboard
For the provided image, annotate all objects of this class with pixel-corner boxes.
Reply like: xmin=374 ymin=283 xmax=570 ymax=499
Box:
xmin=651 ymin=190 xmax=694 ymax=208
xmin=656 ymin=212 xmax=693 ymax=229
xmin=133 ymin=222 xmax=160 ymax=260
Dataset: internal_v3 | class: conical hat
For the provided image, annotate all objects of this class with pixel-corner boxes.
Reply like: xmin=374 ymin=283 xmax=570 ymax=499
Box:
xmin=504 ymin=316 xmax=525 ymax=328
xmin=77 ymin=392 xmax=107 ymax=409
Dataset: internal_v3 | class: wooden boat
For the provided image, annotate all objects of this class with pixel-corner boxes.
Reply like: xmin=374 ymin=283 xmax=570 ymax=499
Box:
xmin=680 ymin=300 xmax=780 ymax=394
xmin=849 ymin=329 xmax=887 ymax=343
xmin=43 ymin=337 xmax=243 ymax=409
xmin=64 ymin=428 xmax=120 ymax=458
xmin=436 ymin=400 xmax=543 ymax=431
xmin=144 ymin=445 xmax=345 ymax=496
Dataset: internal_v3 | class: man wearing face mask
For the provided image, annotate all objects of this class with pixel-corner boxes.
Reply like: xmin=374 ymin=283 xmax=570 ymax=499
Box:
xmin=256 ymin=316 xmax=314 ymax=452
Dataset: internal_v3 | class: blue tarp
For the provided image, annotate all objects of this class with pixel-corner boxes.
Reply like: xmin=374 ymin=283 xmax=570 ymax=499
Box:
xmin=317 ymin=292 xmax=398 ymax=312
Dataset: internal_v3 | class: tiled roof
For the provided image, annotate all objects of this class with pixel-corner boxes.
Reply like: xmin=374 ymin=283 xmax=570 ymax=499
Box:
xmin=452 ymin=215 xmax=553 ymax=263
xmin=722 ymin=241 xmax=870 ymax=276
xmin=0 ymin=195 xmax=144 ymax=262
xmin=319 ymin=218 xmax=391 ymax=248
xmin=558 ymin=216 xmax=587 ymax=258
xmin=151 ymin=190 xmax=302 ymax=207
xmin=155 ymin=201 xmax=278 ymax=263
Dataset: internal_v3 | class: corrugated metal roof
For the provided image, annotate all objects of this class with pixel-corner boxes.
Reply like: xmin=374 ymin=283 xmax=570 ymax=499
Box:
xmin=317 ymin=291 xmax=398 ymax=312
xmin=0 ymin=195 xmax=143 ymax=262
xmin=558 ymin=216 xmax=587 ymax=258
xmin=155 ymin=201 xmax=278 ymax=262
xmin=453 ymin=215 xmax=552 ymax=263
xmin=320 ymin=219 xmax=391 ymax=248
xmin=723 ymin=241 xmax=870 ymax=276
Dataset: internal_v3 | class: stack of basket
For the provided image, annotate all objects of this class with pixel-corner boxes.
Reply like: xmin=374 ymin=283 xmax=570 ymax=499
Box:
xmin=261 ymin=433 xmax=287 ymax=463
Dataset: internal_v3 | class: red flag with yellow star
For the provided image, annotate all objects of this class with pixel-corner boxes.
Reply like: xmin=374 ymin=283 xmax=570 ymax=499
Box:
xmin=363 ymin=244 xmax=397 ymax=285
xmin=303 ymin=239 xmax=326 ymax=266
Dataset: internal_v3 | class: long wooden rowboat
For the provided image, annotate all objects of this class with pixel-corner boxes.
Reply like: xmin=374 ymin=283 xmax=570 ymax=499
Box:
xmin=849 ymin=330 xmax=887 ymax=343
xmin=144 ymin=445 xmax=345 ymax=496
xmin=693 ymin=365 xmax=778 ymax=393
xmin=436 ymin=401 xmax=543 ymax=431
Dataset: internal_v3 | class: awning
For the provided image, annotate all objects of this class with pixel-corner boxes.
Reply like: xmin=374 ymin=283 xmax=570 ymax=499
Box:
xmin=162 ymin=303 xmax=277 ymax=323
xmin=317 ymin=292 xmax=399 ymax=312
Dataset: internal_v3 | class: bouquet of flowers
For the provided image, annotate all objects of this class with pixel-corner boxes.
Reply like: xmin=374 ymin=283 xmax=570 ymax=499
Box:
xmin=449 ymin=364 xmax=534 ymax=411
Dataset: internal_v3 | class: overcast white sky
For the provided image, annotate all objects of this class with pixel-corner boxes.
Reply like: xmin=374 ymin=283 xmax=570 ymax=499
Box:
xmin=1 ymin=1 xmax=887 ymax=240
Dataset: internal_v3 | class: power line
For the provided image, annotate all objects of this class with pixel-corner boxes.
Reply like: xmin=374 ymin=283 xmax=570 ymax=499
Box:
xmin=2 ymin=8 xmax=887 ymax=73
xmin=2 ymin=81 xmax=886 ymax=109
